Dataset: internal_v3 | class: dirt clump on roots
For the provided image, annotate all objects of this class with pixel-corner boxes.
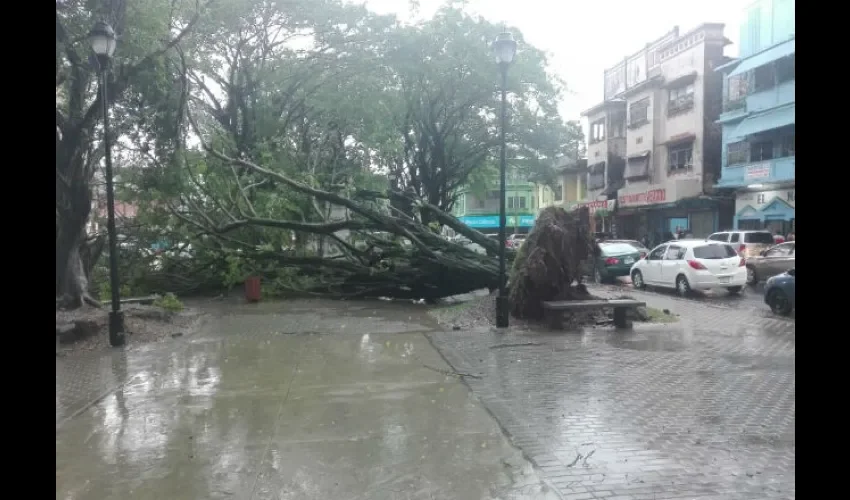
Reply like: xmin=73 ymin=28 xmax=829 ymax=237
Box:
xmin=508 ymin=205 xmax=599 ymax=321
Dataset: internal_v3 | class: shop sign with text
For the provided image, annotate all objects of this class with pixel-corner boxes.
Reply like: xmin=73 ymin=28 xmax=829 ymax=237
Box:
xmin=735 ymin=189 xmax=795 ymax=213
xmin=745 ymin=162 xmax=771 ymax=180
xmin=458 ymin=215 xmax=535 ymax=228
xmin=565 ymin=199 xmax=615 ymax=215
xmin=618 ymin=188 xmax=666 ymax=207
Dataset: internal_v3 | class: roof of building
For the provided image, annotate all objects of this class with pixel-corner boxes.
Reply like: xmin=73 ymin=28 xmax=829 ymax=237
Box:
xmin=580 ymin=99 xmax=626 ymax=117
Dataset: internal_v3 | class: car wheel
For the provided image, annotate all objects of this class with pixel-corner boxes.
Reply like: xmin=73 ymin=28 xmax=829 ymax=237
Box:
xmin=727 ymin=286 xmax=743 ymax=295
xmin=768 ymin=289 xmax=793 ymax=315
xmin=631 ymin=270 xmax=646 ymax=290
xmin=746 ymin=266 xmax=758 ymax=286
xmin=676 ymin=274 xmax=691 ymax=297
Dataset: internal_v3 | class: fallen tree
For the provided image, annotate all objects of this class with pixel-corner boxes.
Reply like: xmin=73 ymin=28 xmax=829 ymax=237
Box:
xmin=168 ymin=145 xmax=518 ymax=301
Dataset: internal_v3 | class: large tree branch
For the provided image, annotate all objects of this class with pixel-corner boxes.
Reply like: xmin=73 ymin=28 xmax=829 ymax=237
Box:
xmin=216 ymin=218 xmax=374 ymax=235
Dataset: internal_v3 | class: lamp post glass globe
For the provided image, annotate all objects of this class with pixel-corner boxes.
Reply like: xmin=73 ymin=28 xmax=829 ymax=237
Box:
xmin=492 ymin=32 xmax=517 ymax=65
xmin=89 ymin=21 xmax=117 ymax=59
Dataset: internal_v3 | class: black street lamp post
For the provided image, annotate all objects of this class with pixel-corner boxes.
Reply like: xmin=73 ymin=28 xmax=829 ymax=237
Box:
xmin=492 ymin=32 xmax=517 ymax=329
xmin=89 ymin=21 xmax=125 ymax=347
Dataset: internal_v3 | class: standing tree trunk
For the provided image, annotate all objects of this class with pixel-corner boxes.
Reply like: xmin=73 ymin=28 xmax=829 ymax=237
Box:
xmin=56 ymin=127 xmax=100 ymax=308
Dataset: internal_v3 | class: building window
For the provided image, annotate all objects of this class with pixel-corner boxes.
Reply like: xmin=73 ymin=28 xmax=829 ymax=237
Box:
xmin=519 ymin=197 xmax=527 ymax=209
xmin=668 ymin=142 xmax=694 ymax=171
xmin=590 ymin=119 xmax=605 ymax=143
xmin=668 ymin=83 xmax=695 ymax=115
xmin=750 ymin=140 xmax=774 ymax=161
xmin=507 ymin=197 xmax=514 ymax=210
xmin=727 ymin=74 xmax=749 ymax=101
xmin=727 ymin=141 xmax=749 ymax=165
xmin=588 ymin=164 xmax=605 ymax=190
xmin=781 ymin=134 xmax=795 ymax=157
xmin=776 ymin=54 xmax=795 ymax=84
xmin=625 ymin=155 xmax=650 ymax=180
xmin=753 ymin=64 xmax=774 ymax=92
xmin=477 ymin=198 xmax=485 ymax=208
xmin=629 ymin=98 xmax=650 ymax=127
xmin=610 ymin=117 xmax=625 ymax=138
xmin=554 ymin=185 xmax=563 ymax=201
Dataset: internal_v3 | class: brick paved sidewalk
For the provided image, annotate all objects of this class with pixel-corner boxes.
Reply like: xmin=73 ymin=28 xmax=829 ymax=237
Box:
xmin=428 ymin=289 xmax=795 ymax=500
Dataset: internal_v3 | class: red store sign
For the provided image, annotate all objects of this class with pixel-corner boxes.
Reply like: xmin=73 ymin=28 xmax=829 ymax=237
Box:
xmin=618 ymin=188 xmax=666 ymax=207
xmin=569 ymin=199 xmax=614 ymax=215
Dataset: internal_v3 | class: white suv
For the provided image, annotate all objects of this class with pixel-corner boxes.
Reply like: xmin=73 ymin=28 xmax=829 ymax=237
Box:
xmin=629 ymin=240 xmax=747 ymax=296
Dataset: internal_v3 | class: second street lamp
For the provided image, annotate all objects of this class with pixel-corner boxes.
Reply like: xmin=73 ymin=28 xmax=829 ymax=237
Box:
xmin=89 ymin=21 xmax=125 ymax=347
xmin=492 ymin=32 xmax=517 ymax=329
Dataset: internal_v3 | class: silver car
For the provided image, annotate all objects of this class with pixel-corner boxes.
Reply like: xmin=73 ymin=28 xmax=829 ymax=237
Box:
xmin=745 ymin=242 xmax=795 ymax=285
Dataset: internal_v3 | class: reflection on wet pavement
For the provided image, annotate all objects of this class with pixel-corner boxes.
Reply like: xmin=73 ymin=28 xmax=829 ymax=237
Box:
xmin=56 ymin=299 xmax=557 ymax=500
xmin=430 ymin=290 xmax=795 ymax=499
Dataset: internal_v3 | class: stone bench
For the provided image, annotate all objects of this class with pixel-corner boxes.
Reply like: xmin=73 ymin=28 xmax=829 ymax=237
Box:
xmin=542 ymin=299 xmax=646 ymax=330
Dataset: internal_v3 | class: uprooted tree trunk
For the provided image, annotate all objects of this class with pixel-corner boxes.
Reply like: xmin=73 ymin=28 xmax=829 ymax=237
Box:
xmin=509 ymin=205 xmax=596 ymax=320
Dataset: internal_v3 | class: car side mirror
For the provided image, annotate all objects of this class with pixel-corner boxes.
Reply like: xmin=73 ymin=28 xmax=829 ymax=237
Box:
xmin=787 ymin=268 xmax=795 ymax=276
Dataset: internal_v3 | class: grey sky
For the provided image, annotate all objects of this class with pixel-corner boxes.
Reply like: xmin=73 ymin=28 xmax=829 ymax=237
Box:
xmin=361 ymin=0 xmax=745 ymax=124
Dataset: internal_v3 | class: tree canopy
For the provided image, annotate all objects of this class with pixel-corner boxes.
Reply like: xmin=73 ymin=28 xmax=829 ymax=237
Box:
xmin=55 ymin=0 xmax=585 ymax=304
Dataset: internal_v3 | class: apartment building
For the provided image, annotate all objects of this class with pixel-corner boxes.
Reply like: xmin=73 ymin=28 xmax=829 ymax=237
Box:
xmin=716 ymin=0 xmax=795 ymax=234
xmin=580 ymin=24 xmax=734 ymax=242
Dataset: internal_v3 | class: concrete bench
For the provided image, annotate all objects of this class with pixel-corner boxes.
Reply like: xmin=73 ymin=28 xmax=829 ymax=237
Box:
xmin=542 ymin=299 xmax=646 ymax=330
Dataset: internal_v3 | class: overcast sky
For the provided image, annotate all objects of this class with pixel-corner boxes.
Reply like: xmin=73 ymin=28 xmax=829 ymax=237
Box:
xmin=360 ymin=0 xmax=746 ymax=124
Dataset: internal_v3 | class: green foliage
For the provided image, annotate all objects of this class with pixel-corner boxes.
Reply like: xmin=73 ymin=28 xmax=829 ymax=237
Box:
xmin=153 ymin=293 xmax=184 ymax=313
xmin=78 ymin=0 xmax=585 ymax=301
xmin=98 ymin=280 xmax=134 ymax=303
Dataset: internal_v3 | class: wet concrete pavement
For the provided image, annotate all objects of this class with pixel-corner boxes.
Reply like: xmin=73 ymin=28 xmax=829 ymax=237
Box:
xmin=430 ymin=285 xmax=795 ymax=499
xmin=56 ymin=299 xmax=558 ymax=500
xmin=57 ymin=292 xmax=794 ymax=499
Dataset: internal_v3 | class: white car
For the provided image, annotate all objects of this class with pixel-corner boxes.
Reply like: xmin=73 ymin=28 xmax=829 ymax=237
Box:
xmin=629 ymin=240 xmax=747 ymax=296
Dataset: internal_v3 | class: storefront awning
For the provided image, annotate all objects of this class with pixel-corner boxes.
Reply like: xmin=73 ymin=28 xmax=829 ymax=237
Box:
xmin=729 ymin=38 xmax=795 ymax=77
xmin=732 ymin=104 xmax=795 ymax=139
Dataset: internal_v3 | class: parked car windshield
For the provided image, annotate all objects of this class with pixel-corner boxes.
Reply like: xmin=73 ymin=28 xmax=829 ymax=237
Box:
xmin=599 ymin=243 xmax=638 ymax=256
xmin=693 ymin=244 xmax=738 ymax=259
xmin=744 ymin=232 xmax=775 ymax=244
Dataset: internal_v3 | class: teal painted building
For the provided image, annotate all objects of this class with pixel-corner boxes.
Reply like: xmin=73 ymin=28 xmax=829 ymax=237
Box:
xmin=452 ymin=171 xmax=537 ymax=233
xmin=716 ymin=0 xmax=795 ymax=233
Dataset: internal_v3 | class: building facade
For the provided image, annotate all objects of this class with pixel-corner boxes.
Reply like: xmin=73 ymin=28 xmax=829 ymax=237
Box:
xmin=537 ymin=158 xmax=588 ymax=212
xmin=452 ymin=169 xmax=537 ymax=234
xmin=716 ymin=0 xmax=795 ymax=234
xmin=579 ymin=24 xmax=733 ymax=242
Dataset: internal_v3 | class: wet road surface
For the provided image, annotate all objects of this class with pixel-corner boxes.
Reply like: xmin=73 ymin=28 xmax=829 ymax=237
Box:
xmin=430 ymin=285 xmax=795 ymax=499
xmin=57 ymin=293 xmax=794 ymax=499
xmin=602 ymin=277 xmax=788 ymax=315
xmin=56 ymin=299 xmax=558 ymax=500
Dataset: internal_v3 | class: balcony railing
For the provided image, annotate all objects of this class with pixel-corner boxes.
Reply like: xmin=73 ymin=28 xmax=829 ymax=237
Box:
xmin=717 ymin=156 xmax=795 ymax=187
